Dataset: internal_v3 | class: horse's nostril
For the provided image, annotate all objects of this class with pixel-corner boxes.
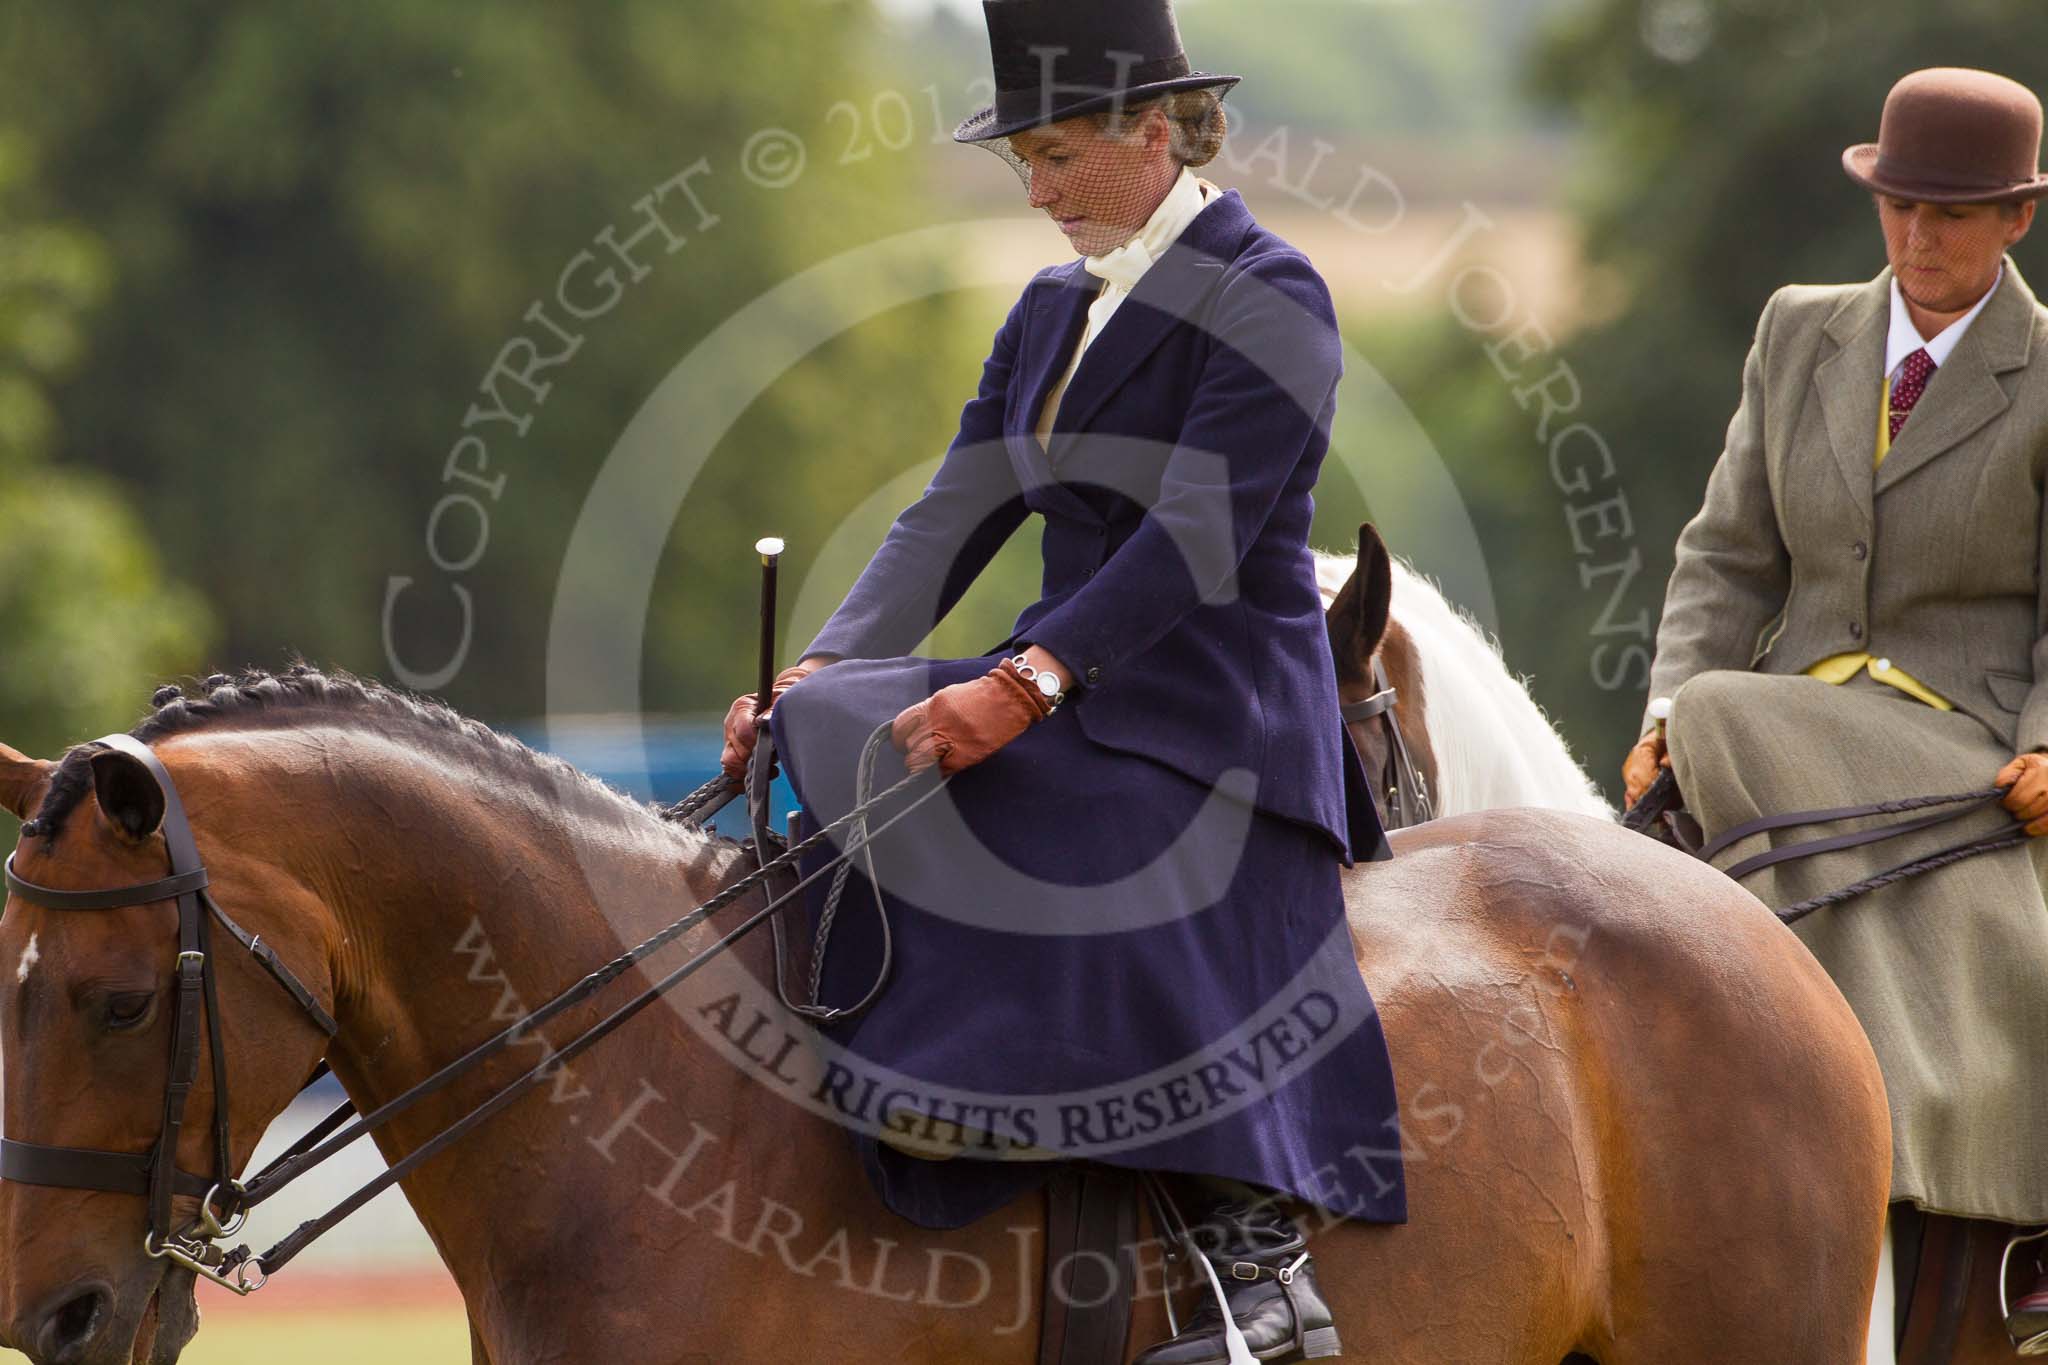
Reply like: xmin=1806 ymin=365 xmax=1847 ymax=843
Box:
xmin=36 ymin=1283 xmax=109 ymax=1364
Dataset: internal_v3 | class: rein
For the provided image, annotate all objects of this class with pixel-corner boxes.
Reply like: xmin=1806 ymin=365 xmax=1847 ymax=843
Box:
xmin=659 ymin=725 xmax=900 ymax=1022
xmin=1623 ymin=770 xmax=2028 ymax=924
xmin=759 ymin=726 xmax=898 ymax=1023
xmin=1 ymin=723 xmax=946 ymax=1294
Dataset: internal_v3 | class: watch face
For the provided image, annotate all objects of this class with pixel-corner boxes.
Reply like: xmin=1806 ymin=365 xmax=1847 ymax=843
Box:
xmin=1036 ymin=673 xmax=1060 ymax=697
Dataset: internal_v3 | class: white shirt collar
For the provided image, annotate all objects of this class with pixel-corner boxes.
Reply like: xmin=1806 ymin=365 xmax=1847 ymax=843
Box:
xmin=1080 ymin=167 xmax=1215 ymax=292
xmin=1887 ymin=263 xmax=2003 ymax=377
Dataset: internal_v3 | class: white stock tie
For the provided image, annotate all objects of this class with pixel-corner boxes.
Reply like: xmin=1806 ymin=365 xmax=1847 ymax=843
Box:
xmin=1082 ymin=235 xmax=1157 ymax=295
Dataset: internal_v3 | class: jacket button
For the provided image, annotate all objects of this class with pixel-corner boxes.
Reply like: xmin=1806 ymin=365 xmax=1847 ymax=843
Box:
xmin=1085 ymin=666 xmax=1102 ymax=685
xmin=1849 ymin=621 xmax=1864 ymax=641
xmin=1852 ymin=541 xmax=1868 ymax=561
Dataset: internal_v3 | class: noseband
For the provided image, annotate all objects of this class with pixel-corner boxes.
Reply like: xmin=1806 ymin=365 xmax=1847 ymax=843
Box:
xmin=1339 ymin=657 xmax=1434 ymax=830
xmin=1 ymin=734 xmax=337 ymax=1294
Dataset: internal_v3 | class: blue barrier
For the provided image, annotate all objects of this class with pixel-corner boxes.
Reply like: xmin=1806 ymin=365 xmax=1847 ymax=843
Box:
xmin=513 ymin=716 xmax=800 ymax=839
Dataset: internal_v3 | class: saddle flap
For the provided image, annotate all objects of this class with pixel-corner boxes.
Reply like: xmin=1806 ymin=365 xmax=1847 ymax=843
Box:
xmin=1038 ymin=1165 xmax=1141 ymax=1365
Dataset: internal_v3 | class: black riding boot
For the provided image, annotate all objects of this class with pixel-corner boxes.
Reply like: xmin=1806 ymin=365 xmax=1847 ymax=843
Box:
xmin=1134 ymin=1176 xmax=1341 ymax=1365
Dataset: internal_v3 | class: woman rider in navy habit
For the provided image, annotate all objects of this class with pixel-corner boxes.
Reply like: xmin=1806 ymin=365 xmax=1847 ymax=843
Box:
xmin=720 ymin=3 xmax=1404 ymax=1359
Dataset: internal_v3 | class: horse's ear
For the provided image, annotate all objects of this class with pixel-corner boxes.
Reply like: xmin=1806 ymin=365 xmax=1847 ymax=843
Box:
xmin=90 ymin=750 xmax=166 ymax=843
xmin=1327 ymin=523 xmax=1394 ymax=680
xmin=1356 ymin=524 xmax=1393 ymax=648
xmin=0 ymin=743 xmax=55 ymax=822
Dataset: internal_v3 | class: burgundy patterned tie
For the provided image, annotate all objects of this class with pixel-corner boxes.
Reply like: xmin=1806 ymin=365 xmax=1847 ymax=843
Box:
xmin=1889 ymin=347 xmax=1935 ymax=442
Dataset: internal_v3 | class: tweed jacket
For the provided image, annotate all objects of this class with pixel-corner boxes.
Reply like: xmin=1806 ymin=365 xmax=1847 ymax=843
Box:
xmin=1648 ymin=257 xmax=2048 ymax=752
xmin=804 ymin=189 xmax=1390 ymax=864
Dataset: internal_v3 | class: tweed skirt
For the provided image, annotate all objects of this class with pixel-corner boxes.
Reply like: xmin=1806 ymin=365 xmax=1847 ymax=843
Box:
xmin=1668 ymin=668 xmax=2048 ymax=1223
xmin=768 ymin=654 xmax=1407 ymax=1231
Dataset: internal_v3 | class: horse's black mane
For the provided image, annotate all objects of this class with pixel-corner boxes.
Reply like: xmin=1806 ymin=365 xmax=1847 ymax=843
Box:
xmin=22 ymin=663 xmax=730 ymax=847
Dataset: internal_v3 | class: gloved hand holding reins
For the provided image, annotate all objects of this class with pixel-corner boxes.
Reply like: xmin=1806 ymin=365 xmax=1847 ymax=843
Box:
xmin=720 ymin=656 xmax=834 ymax=781
xmin=1997 ymin=751 xmax=2048 ymax=835
xmin=1622 ymin=729 xmax=1671 ymax=808
xmin=891 ymin=657 xmax=1054 ymax=777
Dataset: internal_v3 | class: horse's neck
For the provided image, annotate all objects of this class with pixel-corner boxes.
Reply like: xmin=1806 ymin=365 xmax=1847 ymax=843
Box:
xmin=270 ymin=746 xmax=821 ymax=1329
xmin=1420 ymin=667 xmax=1607 ymax=818
xmin=1389 ymin=573 xmax=1614 ymax=820
xmin=172 ymin=730 xmax=1049 ymax=1360
xmin=310 ymin=764 xmax=738 ymax=1100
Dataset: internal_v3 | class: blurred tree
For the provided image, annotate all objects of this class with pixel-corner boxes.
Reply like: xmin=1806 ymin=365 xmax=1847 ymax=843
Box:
xmin=1185 ymin=0 xmax=1560 ymax=144
xmin=890 ymin=0 xmax=1565 ymax=151
xmin=0 ymin=129 xmax=212 ymax=840
xmin=0 ymin=0 xmax=1011 ymax=727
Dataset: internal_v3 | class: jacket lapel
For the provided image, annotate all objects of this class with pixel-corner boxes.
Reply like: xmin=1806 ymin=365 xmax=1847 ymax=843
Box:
xmin=1814 ymin=273 xmax=1888 ymax=525
xmin=1009 ymin=264 xmax=1101 ymax=522
xmin=1041 ymin=190 xmax=1249 ymax=465
xmin=1875 ymin=256 xmax=2036 ymax=495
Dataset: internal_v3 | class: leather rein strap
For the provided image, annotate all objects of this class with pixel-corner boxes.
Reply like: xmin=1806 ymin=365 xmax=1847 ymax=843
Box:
xmin=1696 ymin=787 xmax=2015 ymax=876
xmin=1339 ymin=656 xmax=1434 ymax=830
xmin=760 ymin=726 xmax=896 ymax=1024
xmin=1622 ymin=774 xmax=2027 ymax=925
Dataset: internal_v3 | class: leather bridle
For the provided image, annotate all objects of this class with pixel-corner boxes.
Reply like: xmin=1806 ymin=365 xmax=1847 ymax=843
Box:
xmin=0 ymin=734 xmax=338 ymax=1294
xmin=1339 ymin=656 xmax=1434 ymax=830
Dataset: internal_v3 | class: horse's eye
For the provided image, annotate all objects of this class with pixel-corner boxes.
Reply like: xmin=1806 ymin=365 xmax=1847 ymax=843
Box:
xmin=103 ymin=991 xmax=156 ymax=1031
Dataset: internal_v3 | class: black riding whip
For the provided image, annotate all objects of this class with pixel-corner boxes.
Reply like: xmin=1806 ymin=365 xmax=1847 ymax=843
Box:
xmin=755 ymin=535 xmax=782 ymax=714
xmin=660 ymin=534 xmax=783 ymax=830
xmin=747 ymin=536 xmax=785 ymax=840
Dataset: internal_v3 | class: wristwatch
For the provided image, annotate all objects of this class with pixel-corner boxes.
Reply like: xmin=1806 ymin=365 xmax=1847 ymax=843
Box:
xmin=1008 ymin=654 xmax=1065 ymax=712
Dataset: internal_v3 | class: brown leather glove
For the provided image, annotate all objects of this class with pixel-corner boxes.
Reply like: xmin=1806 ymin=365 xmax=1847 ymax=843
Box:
xmin=891 ymin=659 xmax=1052 ymax=777
xmin=1622 ymin=729 xmax=1671 ymax=808
xmin=720 ymin=659 xmax=829 ymax=781
xmin=1997 ymin=751 xmax=2048 ymax=835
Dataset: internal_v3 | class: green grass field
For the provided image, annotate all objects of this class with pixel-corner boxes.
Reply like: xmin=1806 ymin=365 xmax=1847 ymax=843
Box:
xmin=184 ymin=1310 xmax=472 ymax=1363
xmin=0 ymin=1308 xmax=472 ymax=1363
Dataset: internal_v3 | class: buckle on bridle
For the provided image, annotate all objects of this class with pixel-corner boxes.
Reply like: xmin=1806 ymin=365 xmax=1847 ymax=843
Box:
xmin=144 ymin=1227 xmax=265 ymax=1297
xmin=198 ymin=1179 xmax=249 ymax=1239
xmin=1230 ymin=1261 xmax=1262 ymax=1281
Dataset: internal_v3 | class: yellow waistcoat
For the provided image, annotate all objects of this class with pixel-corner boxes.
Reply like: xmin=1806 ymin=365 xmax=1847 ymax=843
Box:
xmin=1804 ymin=373 xmax=1954 ymax=710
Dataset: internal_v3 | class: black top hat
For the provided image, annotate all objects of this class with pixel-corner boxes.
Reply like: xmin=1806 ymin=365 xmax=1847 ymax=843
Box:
xmin=954 ymin=0 xmax=1240 ymax=144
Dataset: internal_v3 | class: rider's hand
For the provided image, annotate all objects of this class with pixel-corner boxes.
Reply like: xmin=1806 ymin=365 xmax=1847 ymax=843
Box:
xmin=891 ymin=659 xmax=1052 ymax=777
xmin=720 ymin=657 xmax=834 ymax=781
xmin=1997 ymin=751 xmax=2048 ymax=835
xmin=1622 ymin=729 xmax=1671 ymax=808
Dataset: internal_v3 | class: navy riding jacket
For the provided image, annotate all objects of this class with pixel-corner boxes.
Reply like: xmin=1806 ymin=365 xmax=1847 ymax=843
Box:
xmin=803 ymin=188 xmax=1389 ymax=866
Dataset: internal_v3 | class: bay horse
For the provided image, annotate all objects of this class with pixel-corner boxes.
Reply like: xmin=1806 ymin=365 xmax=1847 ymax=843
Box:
xmin=0 ymin=665 xmax=1888 ymax=1364
xmin=1318 ymin=525 xmax=2033 ymax=1365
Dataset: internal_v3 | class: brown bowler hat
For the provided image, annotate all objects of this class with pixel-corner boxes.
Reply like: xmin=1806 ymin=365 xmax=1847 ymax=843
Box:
xmin=1843 ymin=67 xmax=2048 ymax=204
